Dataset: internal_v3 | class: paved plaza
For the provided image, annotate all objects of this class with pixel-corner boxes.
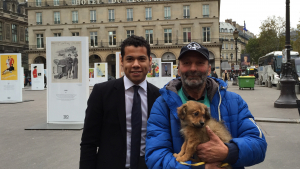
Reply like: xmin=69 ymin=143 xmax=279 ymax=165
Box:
xmin=1 ymin=82 xmax=300 ymax=169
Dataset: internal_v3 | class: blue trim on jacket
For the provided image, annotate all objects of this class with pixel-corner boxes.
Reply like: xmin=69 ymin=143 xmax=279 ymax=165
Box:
xmin=145 ymin=77 xmax=267 ymax=169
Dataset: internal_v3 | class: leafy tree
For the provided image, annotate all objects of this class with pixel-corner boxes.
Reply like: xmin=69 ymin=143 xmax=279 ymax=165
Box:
xmin=245 ymin=38 xmax=261 ymax=64
xmin=292 ymin=22 xmax=300 ymax=52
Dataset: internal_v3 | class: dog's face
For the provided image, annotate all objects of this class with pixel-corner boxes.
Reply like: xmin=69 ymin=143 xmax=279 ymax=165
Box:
xmin=177 ymin=101 xmax=210 ymax=128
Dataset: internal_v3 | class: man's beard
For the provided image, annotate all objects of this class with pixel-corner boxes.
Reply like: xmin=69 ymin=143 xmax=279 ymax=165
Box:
xmin=180 ymin=70 xmax=208 ymax=90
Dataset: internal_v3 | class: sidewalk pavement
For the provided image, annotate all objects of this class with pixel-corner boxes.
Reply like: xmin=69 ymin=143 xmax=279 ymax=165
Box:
xmin=0 ymin=82 xmax=299 ymax=169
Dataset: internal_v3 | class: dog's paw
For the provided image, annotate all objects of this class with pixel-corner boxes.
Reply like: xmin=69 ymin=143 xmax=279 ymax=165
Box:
xmin=173 ymin=153 xmax=178 ymax=158
xmin=176 ymin=156 xmax=188 ymax=162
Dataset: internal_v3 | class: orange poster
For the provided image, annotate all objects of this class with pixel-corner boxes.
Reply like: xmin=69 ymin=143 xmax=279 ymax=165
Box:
xmin=1 ymin=55 xmax=18 ymax=80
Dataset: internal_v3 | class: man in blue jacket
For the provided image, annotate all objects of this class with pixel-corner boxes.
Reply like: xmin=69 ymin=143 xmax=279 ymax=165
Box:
xmin=145 ymin=42 xmax=267 ymax=169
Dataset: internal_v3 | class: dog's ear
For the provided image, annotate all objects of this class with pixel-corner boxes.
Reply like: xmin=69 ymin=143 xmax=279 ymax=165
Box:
xmin=204 ymin=106 xmax=211 ymax=120
xmin=177 ymin=104 xmax=187 ymax=120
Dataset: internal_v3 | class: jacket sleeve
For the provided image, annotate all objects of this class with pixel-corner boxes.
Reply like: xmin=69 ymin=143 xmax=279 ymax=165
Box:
xmin=145 ymin=97 xmax=191 ymax=169
xmin=230 ymin=95 xmax=267 ymax=167
xmin=80 ymin=84 xmax=102 ymax=169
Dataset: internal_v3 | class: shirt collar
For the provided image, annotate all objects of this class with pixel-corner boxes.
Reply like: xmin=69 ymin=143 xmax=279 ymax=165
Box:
xmin=182 ymin=86 xmax=206 ymax=101
xmin=124 ymin=75 xmax=147 ymax=92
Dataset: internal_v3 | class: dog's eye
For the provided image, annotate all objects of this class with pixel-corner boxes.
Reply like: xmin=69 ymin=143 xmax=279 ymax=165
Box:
xmin=194 ymin=112 xmax=199 ymax=116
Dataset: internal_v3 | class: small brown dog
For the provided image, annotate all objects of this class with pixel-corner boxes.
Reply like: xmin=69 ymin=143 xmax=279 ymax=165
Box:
xmin=173 ymin=101 xmax=232 ymax=168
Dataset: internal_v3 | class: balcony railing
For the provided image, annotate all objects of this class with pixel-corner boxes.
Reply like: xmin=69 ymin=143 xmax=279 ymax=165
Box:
xmin=145 ymin=17 xmax=152 ymax=20
xmin=203 ymin=15 xmax=209 ymax=18
xmin=109 ymin=19 xmax=115 ymax=22
xmin=90 ymin=20 xmax=96 ymax=23
xmin=36 ymin=22 xmax=42 ymax=25
xmin=28 ymin=39 xmax=220 ymax=51
xmin=164 ymin=17 xmax=171 ymax=20
xmin=127 ymin=18 xmax=133 ymax=21
xmin=54 ymin=21 xmax=60 ymax=24
xmin=183 ymin=15 xmax=190 ymax=19
xmin=72 ymin=20 xmax=78 ymax=23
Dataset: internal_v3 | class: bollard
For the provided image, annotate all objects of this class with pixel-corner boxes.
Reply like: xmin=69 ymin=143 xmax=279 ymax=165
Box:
xmin=277 ymin=82 xmax=281 ymax=90
xmin=295 ymin=85 xmax=299 ymax=94
xmin=268 ymin=81 xmax=272 ymax=88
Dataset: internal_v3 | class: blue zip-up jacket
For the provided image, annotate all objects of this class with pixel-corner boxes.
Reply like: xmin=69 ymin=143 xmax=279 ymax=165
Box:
xmin=146 ymin=77 xmax=267 ymax=169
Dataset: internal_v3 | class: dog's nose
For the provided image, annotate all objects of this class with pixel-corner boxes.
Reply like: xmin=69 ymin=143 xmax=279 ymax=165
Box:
xmin=200 ymin=122 xmax=205 ymax=126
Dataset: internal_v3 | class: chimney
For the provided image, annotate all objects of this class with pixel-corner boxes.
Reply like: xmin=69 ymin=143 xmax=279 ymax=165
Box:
xmin=232 ymin=21 xmax=236 ymax=27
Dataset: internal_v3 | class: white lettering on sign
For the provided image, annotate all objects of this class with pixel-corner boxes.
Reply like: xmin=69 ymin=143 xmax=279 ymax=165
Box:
xmin=71 ymin=0 xmax=160 ymax=5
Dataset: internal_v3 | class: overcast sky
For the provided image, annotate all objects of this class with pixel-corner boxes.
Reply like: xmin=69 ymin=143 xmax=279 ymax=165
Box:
xmin=220 ymin=0 xmax=300 ymax=36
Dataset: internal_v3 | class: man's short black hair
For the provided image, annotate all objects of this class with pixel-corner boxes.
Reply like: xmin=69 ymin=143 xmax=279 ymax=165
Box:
xmin=120 ymin=35 xmax=151 ymax=60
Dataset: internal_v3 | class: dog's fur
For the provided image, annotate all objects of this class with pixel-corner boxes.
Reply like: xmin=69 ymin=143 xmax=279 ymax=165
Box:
xmin=173 ymin=101 xmax=232 ymax=168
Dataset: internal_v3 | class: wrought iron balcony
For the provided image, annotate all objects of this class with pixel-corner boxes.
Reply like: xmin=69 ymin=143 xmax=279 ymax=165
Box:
xmin=36 ymin=22 xmax=42 ymax=25
xmin=72 ymin=21 xmax=78 ymax=23
xmin=127 ymin=18 xmax=133 ymax=21
xmin=164 ymin=17 xmax=171 ymax=20
xmin=54 ymin=21 xmax=60 ymax=24
xmin=90 ymin=20 xmax=96 ymax=23
xmin=145 ymin=17 xmax=152 ymax=21
xmin=183 ymin=15 xmax=190 ymax=19
xmin=109 ymin=19 xmax=115 ymax=22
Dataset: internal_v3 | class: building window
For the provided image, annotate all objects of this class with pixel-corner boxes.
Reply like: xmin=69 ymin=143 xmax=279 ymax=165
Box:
xmin=183 ymin=28 xmax=191 ymax=43
xmin=183 ymin=6 xmax=190 ymax=18
xmin=226 ymin=53 xmax=228 ymax=59
xmin=231 ymin=44 xmax=233 ymax=49
xmin=145 ymin=7 xmax=152 ymax=20
xmin=109 ymin=31 xmax=116 ymax=46
xmin=127 ymin=0 xmax=134 ymax=2
xmin=54 ymin=0 xmax=59 ymax=6
xmin=72 ymin=11 xmax=78 ymax=23
xmin=127 ymin=9 xmax=133 ymax=21
xmin=222 ymin=44 xmax=224 ymax=49
xmin=164 ymin=7 xmax=171 ymax=20
xmin=0 ymin=22 xmax=2 ymax=41
xmin=25 ymin=28 xmax=28 ymax=42
xmin=54 ymin=33 xmax=61 ymax=37
xmin=72 ymin=32 xmax=79 ymax=36
xmin=37 ymin=34 xmax=44 ymax=48
xmin=90 ymin=32 xmax=98 ymax=47
xmin=164 ymin=29 xmax=172 ymax=44
xmin=72 ymin=0 xmax=77 ymax=5
xmin=12 ymin=24 xmax=17 ymax=43
xmin=203 ymin=5 xmax=209 ymax=17
xmin=226 ymin=43 xmax=228 ymax=49
xmin=225 ymin=28 xmax=228 ymax=33
xmin=145 ymin=29 xmax=153 ymax=45
xmin=36 ymin=0 xmax=41 ymax=6
xmin=127 ymin=30 xmax=134 ymax=38
xmin=109 ymin=9 xmax=115 ymax=22
xmin=54 ymin=12 xmax=60 ymax=24
xmin=90 ymin=10 xmax=96 ymax=23
xmin=36 ymin=12 xmax=42 ymax=25
xmin=202 ymin=27 xmax=210 ymax=42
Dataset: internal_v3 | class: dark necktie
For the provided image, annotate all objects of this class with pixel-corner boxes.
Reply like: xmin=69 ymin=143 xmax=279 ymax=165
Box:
xmin=130 ymin=85 xmax=142 ymax=169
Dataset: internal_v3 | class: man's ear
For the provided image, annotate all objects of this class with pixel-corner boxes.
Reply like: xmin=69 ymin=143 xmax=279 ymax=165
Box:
xmin=177 ymin=104 xmax=187 ymax=120
xmin=204 ymin=106 xmax=210 ymax=120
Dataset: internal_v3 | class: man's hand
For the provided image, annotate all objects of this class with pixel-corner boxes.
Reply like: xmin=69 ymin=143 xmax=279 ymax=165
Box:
xmin=196 ymin=126 xmax=229 ymax=163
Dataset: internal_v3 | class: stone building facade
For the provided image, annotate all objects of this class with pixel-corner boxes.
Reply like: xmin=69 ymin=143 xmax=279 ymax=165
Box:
xmin=26 ymin=0 xmax=222 ymax=77
xmin=0 ymin=0 xmax=28 ymax=70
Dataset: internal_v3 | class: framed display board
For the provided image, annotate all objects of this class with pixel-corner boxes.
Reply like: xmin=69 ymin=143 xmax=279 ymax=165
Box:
xmin=0 ymin=53 xmax=22 ymax=102
xmin=46 ymin=37 xmax=89 ymax=123
xmin=31 ymin=64 xmax=44 ymax=90
xmin=94 ymin=62 xmax=108 ymax=84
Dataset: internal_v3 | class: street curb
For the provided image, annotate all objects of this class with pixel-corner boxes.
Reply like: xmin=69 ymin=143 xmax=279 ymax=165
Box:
xmin=255 ymin=117 xmax=300 ymax=124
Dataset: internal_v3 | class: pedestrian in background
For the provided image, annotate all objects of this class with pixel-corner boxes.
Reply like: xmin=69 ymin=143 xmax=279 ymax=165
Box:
xmin=222 ymin=70 xmax=230 ymax=84
xmin=211 ymin=70 xmax=218 ymax=78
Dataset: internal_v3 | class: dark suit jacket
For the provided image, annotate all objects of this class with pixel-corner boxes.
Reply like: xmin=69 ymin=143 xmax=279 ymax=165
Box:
xmin=80 ymin=77 xmax=160 ymax=169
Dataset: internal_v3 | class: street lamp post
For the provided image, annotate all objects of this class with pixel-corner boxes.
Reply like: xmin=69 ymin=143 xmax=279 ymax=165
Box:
xmin=220 ymin=55 xmax=223 ymax=77
xmin=274 ymin=0 xmax=298 ymax=108
xmin=232 ymin=28 xmax=239 ymax=85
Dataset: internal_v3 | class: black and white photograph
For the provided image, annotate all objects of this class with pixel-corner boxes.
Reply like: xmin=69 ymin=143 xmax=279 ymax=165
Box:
xmin=51 ymin=41 xmax=82 ymax=83
xmin=161 ymin=62 xmax=172 ymax=77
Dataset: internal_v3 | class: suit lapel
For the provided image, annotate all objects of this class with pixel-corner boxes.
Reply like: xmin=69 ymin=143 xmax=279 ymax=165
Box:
xmin=115 ymin=77 xmax=126 ymax=140
xmin=147 ymin=83 xmax=155 ymax=118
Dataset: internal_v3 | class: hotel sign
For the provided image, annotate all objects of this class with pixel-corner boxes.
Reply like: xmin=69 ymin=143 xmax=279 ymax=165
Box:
xmin=73 ymin=0 xmax=161 ymax=5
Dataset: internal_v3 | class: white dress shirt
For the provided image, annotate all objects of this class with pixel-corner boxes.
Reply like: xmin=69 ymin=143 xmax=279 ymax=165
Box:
xmin=124 ymin=75 xmax=148 ymax=168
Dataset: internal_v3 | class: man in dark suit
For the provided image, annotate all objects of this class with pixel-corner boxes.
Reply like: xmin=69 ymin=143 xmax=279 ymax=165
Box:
xmin=80 ymin=35 xmax=160 ymax=169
